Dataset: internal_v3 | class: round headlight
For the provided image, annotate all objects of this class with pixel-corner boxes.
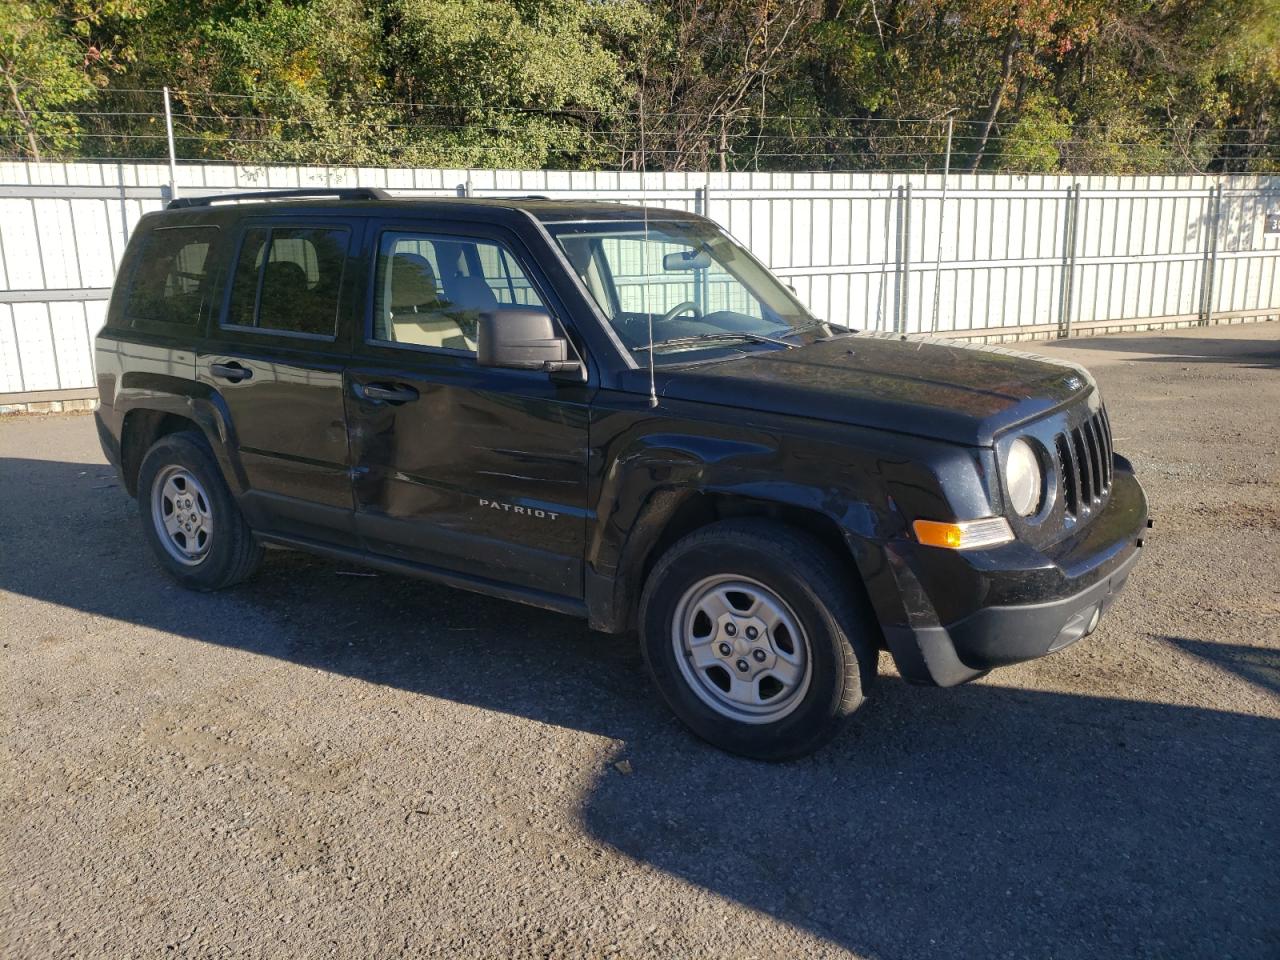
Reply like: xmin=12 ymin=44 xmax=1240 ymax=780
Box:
xmin=1005 ymin=438 xmax=1043 ymax=517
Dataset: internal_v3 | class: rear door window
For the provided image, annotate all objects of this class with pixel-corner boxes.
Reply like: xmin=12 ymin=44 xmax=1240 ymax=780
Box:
xmin=123 ymin=226 xmax=219 ymax=328
xmin=224 ymin=225 xmax=351 ymax=338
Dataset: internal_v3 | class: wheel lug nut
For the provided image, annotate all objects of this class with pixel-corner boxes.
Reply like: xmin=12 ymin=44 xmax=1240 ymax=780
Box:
xmin=735 ymin=659 xmax=749 ymax=673
xmin=724 ymin=623 xmax=737 ymax=637
xmin=718 ymin=642 xmax=732 ymax=656
xmin=745 ymin=626 xmax=758 ymax=640
xmin=752 ymin=649 xmax=766 ymax=662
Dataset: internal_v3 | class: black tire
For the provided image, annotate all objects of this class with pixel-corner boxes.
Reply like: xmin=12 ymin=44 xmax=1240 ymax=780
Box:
xmin=638 ymin=519 xmax=878 ymax=761
xmin=136 ymin=430 xmax=263 ymax=590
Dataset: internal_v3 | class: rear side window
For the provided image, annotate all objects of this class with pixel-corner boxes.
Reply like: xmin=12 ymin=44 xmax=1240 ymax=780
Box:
xmin=123 ymin=226 xmax=219 ymax=327
xmin=225 ymin=225 xmax=350 ymax=338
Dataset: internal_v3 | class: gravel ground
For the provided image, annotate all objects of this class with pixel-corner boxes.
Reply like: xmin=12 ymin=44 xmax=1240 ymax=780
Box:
xmin=2 ymin=323 xmax=1278 ymax=959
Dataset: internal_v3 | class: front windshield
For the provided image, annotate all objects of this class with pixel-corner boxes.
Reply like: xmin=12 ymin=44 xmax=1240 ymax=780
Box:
xmin=545 ymin=219 xmax=821 ymax=362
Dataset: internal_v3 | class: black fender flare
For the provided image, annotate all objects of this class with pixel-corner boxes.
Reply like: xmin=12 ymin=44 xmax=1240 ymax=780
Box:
xmin=115 ymin=374 xmax=247 ymax=498
xmin=583 ymin=431 xmax=893 ymax=634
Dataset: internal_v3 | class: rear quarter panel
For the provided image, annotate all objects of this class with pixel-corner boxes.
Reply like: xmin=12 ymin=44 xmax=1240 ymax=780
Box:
xmin=94 ymin=210 xmax=242 ymax=492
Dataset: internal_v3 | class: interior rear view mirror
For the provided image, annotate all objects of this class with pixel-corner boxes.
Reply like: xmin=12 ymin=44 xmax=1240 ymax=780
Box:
xmin=663 ymin=248 xmax=711 ymax=271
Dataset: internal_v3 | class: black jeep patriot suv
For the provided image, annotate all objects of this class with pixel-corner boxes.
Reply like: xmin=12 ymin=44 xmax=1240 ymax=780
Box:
xmin=95 ymin=188 xmax=1147 ymax=759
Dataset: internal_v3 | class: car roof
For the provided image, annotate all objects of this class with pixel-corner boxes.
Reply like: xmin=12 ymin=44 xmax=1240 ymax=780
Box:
xmin=152 ymin=194 xmax=703 ymax=226
xmin=443 ymin=197 xmax=701 ymax=223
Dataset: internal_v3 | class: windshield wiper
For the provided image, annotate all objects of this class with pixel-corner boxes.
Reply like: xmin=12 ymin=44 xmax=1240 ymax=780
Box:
xmin=786 ymin=319 xmax=858 ymax=341
xmin=632 ymin=331 xmax=797 ymax=353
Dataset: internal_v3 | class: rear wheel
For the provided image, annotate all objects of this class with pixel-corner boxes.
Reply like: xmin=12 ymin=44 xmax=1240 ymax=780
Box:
xmin=639 ymin=520 xmax=878 ymax=760
xmin=137 ymin=431 xmax=262 ymax=590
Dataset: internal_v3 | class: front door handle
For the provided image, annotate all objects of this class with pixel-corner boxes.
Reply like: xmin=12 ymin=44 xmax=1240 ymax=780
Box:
xmin=354 ymin=382 xmax=419 ymax=404
xmin=209 ymin=362 xmax=253 ymax=382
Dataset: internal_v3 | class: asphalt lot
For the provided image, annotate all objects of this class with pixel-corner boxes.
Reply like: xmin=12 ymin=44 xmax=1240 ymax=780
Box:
xmin=2 ymin=323 xmax=1278 ymax=959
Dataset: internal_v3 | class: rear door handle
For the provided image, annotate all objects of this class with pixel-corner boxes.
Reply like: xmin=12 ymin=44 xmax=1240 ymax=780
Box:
xmin=209 ymin=362 xmax=253 ymax=382
xmin=354 ymin=382 xmax=419 ymax=404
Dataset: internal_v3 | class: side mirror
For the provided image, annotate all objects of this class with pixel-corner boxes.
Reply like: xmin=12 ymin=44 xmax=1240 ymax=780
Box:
xmin=476 ymin=308 xmax=581 ymax=375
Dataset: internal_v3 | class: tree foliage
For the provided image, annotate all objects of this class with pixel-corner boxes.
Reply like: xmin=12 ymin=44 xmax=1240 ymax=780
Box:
xmin=2 ymin=0 xmax=1276 ymax=172
xmin=0 ymin=0 xmax=140 ymax=160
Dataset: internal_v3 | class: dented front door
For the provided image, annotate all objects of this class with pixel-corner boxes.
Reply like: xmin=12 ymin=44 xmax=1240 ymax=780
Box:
xmin=345 ymin=351 xmax=592 ymax=598
xmin=344 ymin=221 xmax=592 ymax=600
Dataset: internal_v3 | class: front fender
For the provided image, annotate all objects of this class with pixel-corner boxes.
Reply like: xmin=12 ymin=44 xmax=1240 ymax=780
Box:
xmin=583 ymin=408 xmax=927 ymax=634
xmin=586 ymin=430 xmax=777 ymax=578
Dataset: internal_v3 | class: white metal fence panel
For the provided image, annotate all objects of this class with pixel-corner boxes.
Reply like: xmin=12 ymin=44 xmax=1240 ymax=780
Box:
xmin=1 ymin=162 xmax=1277 ymax=400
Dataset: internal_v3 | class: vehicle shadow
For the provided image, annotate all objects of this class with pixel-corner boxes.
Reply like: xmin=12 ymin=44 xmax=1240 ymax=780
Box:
xmin=1160 ymin=635 xmax=1280 ymax=697
xmin=3 ymin=454 xmax=1277 ymax=958
xmin=1050 ymin=332 xmax=1280 ymax=369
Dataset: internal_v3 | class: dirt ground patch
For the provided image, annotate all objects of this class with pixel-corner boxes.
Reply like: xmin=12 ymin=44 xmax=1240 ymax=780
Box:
xmin=2 ymin=323 xmax=1278 ymax=959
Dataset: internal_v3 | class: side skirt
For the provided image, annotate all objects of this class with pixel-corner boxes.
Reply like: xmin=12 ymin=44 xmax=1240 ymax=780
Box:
xmin=256 ymin=533 xmax=589 ymax=620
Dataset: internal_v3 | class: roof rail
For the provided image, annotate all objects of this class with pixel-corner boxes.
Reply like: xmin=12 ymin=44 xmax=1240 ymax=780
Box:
xmin=167 ymin=187 xmax=391 ymax=210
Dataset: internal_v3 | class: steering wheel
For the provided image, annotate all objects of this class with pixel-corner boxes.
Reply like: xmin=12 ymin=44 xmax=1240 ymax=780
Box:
xmin=660 ymin=301 xmax=702 ymax=324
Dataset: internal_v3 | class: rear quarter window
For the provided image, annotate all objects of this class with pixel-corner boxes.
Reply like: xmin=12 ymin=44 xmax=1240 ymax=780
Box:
xmin=121 ymin=225 xmax=220 ymax=328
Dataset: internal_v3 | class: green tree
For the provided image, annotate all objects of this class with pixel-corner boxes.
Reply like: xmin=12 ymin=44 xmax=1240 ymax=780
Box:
xmin=380 ymin=0 xmax=649 ymax=167
xmin=4 ymin=0 xmax=1275 ymax=173
xmin=88 ymin=0 xmax=647 ymax=167
xmin=0 ymin=1 xmax=137 ymax=160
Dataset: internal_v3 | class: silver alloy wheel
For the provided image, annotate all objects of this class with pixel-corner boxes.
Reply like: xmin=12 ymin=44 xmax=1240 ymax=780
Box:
xmin=151 ymin=464 xmax=213 ymax=566
xmin=671 ymin=574 xmax=812 ymax=724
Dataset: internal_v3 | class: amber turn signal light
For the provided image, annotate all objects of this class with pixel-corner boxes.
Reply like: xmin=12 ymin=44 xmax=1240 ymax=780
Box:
xmin=912 ymin=517 xmax=1014 ymax=550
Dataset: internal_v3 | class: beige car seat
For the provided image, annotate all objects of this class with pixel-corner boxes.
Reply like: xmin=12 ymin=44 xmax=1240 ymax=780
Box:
xmin=386 ymin=252 xmax=475 ymax=351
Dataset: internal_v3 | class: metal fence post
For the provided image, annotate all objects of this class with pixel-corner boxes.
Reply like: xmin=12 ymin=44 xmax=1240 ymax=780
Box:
xmin=929 ymin=117 xmax=954 ymax=333
xmin=896 ymin=183 xmax=912 ymax=334
xmin=1198 ymin=183 xmax=1223 ymax=325
xmin=1197 ymin=184 xmax=1212 ymax=323
xmin=695 ymin=183 xmax=711 ymax=220
xmin=162 ymin=86 xmax=179 ymax=201
xmin=693 ymin=183 xmax=711 ymax=311
xmin=1058 ymin=183 xmax=1080 ymax=338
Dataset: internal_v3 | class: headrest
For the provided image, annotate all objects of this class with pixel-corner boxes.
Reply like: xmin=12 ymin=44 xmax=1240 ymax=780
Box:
xmin=448 ymin=274 xmax=499 ymax=312
xmin=390 ymin=253 xmax=438 ymax=309
xmin=262 ymin=259 xmax=308 ymax=294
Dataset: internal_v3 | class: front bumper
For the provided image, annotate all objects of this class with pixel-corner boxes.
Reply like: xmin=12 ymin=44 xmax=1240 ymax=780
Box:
xmin=881 ymin=465 xmax=1148 ymax=687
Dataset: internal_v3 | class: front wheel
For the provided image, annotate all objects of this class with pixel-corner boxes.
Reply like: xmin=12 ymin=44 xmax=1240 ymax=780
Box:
xmin=137 ymin=431 xmax=263 ymax=590
xmin=639 ymin=520 xmax=878 ymax=760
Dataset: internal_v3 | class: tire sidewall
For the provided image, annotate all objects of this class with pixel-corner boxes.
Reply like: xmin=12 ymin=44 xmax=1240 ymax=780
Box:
xmin=137 ymin=433 xmax=246 ymax=590
xmin=640 ymin=535 xmax=861 ymax=759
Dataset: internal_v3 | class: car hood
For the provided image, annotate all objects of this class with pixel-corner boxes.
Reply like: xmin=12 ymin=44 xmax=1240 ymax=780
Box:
xmin=658 ymin=333 xmax=1094 ymax=446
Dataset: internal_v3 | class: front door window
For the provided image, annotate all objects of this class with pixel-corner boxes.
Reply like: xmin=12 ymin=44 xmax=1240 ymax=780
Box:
xmin=371 ymin=232 xmax=548 ymax=353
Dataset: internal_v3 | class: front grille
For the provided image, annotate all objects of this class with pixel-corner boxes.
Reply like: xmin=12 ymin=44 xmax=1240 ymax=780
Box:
xmin=1055 ymin=407 xmax=1113 ymax=518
